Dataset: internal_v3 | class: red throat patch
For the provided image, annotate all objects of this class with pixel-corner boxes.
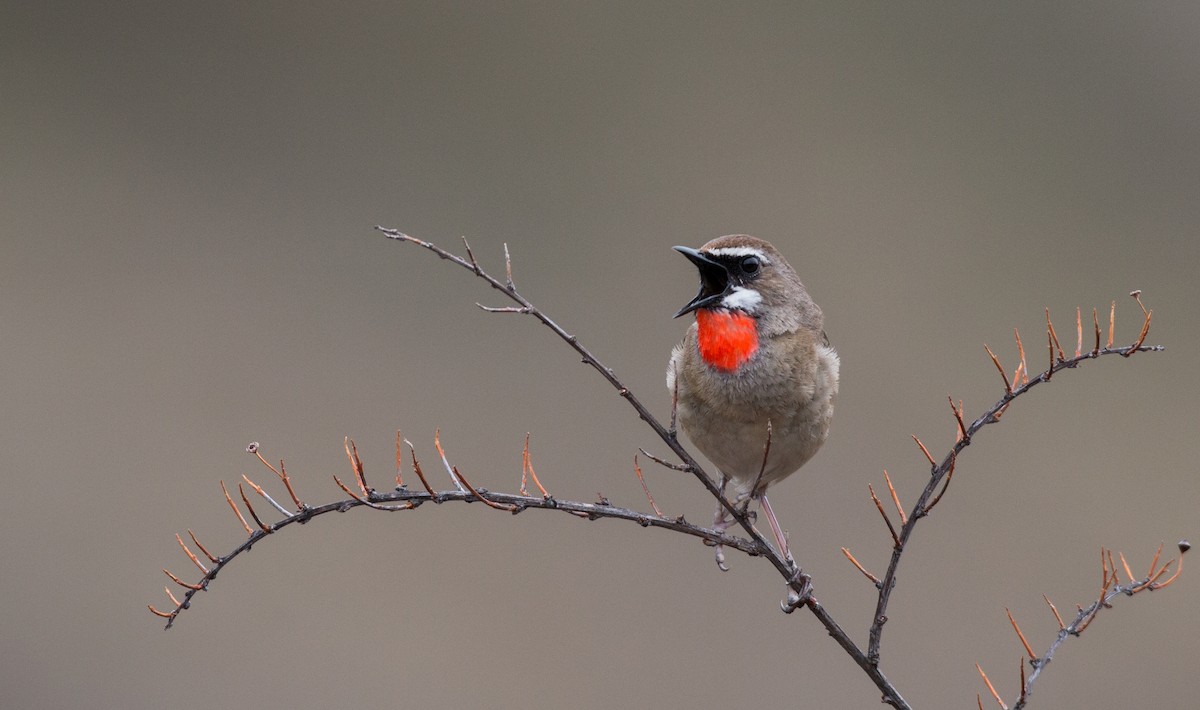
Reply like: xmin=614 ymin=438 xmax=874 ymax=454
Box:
xmin=695 ymin=310 xmax=759 ymax=372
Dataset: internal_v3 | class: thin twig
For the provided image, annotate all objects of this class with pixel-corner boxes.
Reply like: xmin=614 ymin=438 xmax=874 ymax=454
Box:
xmin=633 ymin=455 xmax=666 ymax=518
xmin=1045 ymin=328 xmax=1055 ymax=382
xmin=175 ymin=533 xmax=208 ymax=574
xmin=187 ymin=529 xmax=219 ymax=564
xmin=453 ymin=466 xmax=519 ymax=512
xmin=911 ymin=436 xmax=936 ymax=468
xmin=976 ymin=663 xmax=1008 ymax=709
xmin=155 ymin=476 xmax=767 ymax=628
xmin=434 ymin=429 xmax=467 ymax=493
xmin=1046 ymin=308 xmax=1065 ymax=362
xmin=882 ymin=470 xmax=907 ymax=526
xmin=868 ymin=302 xmax=1163 ymax=665
xmin=949 ymin=397 xmax=968 ymax=443
xmin=241 ymin=474 xmax=293 ymax=518
xmin=238 ymin=483 xmax=272 ymax=533
xmin=373 ymin=228 xmax=903 ymax=704
xmin=869 ymin=483 xmax=901 ymax=548
xmin=148 ymin=605 xmax=175 ymax=619
xmin=983 ymin=343 xmax=1013 ymax=395
xmin=376 ymin=230 xmax=1167 ymax=709
xmin=1018 ymin=658 xmax=1028 ymax=706
xmin=163 ymin=568 xmax=203 ymax=591
xmin=1042 ymin=594 xmax=1065 ymax=630
xmin=462 ymin=235 xmax=480 ymax=274
xmin=247 ymin=443 xmax=304 ymax=509
xmin=1108 ymin=300 xmax=1115 ymax=348
xmin=921 ymin=453 xmax=955 ymax=516
xmin=1154 ymin=549 xmax=1186 ymax=589
xmin=1118 ymin=551 xmax=1136 ymax=584
xmin=344 ymin=437 xmax=369 ymax=496
xmin=219 ymin=480 xmax=254 ymax=536
xmin=841 ymin=547 xmax=881 ymax=586
xmin=1080 ymin=307 xmax=1089 ymax=357
xmin=333 ymin=474 xmax=414 ymax=511
xmin=1126 ymin=291 xmax=1152 ymax=357
xmin=1015 ymin=542 xmax=1189 ymax=708
xmin=406 ymin=439 xmax=438 ymax=498
xmin=395 ymin=430 xmax=405 ymax=489
xmin=521 ymin=433 xmax=549 ymax=498
xmin=638 ymin=448 xmax=691 ymax=471
xmin=1146 ymin=542 xmax=1164 ymax=581
xmin=1005 ymin=608 xmax=1036 ymax=660
xmin=1013 ymin=328 xmax=1028 ymax=386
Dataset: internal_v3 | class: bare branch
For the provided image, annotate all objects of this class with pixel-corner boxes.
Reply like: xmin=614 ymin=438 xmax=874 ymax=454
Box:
xmin=152 ymin=229 xmax=1173 ymax=710
xmin=1013 ymin=541 xmax=1189 ymax=708
xmin=154 ymin=458 xmax=767 ymax=630
xmin=868 ymin=295 xmax=1164 ymax=666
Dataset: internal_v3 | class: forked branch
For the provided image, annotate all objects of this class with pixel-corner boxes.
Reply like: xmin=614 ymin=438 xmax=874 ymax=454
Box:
xmin=866 ymin=295 xmax=1164 ymax=665
xmin=980 ymin=542 xmax=1189 ymax=709
xmin=151 ymin=230 xmax=1172 ymax=710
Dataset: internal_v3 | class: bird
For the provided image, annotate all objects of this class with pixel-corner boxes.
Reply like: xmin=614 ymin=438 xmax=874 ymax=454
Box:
xmin=666 ymin=235 xmax=839 ymax=568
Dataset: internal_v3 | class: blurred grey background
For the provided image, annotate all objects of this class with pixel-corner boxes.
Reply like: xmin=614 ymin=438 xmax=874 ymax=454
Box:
xmin=3 ymin=3 xmax=1197 ymax=708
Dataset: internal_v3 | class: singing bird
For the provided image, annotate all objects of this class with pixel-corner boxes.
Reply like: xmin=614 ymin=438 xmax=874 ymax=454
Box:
xmin=667 ymin=235 xmax=839 ymax=567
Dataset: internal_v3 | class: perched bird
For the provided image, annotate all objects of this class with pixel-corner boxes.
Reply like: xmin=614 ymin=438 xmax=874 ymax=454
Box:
xmin=667 ymin=235 xmax=839 ymax=567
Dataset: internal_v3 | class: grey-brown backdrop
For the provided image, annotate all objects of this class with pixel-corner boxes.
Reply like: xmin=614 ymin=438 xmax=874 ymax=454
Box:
xmin=3 ymin=3 xmax=1197 ymax=708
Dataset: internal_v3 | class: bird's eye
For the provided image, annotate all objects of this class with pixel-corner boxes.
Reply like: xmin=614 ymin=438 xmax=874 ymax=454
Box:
xmin=740 ymin=256 xmax=760 ymax=275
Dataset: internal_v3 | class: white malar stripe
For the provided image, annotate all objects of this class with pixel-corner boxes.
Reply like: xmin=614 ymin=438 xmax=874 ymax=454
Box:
xmin=705 ymin=246 xmax=771 ymax=263
xmin=721 ymin=286 xmax=763 ymax=312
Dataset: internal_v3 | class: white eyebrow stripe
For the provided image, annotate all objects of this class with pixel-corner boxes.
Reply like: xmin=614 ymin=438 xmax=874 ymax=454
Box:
xmin=706 ymin=247 xmax=771 ymax=263
xmin=720 ymin=286 xmax=762 ymax=312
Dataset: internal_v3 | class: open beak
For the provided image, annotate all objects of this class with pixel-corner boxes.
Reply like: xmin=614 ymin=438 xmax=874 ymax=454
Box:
xmin=673 ymin=246 xmax=731 ymax=317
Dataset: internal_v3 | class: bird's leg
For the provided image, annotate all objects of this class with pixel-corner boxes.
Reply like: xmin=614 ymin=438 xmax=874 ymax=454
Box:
xmin=758 ymin=492 xmax=794 ymax=566
xmin=711 ymin=473 xmax=731 ymax=571
xmin=668 ymin=373 xmax=680 ymax=437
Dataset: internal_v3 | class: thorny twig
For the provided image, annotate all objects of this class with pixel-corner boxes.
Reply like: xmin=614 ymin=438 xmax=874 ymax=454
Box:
xmin=866 ymin=292 xmax=1163 ymax=668
xmin=982 ymin=541 xmax=1190 ymax=709
xmin=151 ymin=230 xmax=1171 ymax=710
xmin=149 ymin=449 xmax=765 ymax=628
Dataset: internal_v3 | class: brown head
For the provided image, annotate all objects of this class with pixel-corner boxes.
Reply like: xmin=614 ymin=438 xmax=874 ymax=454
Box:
xmin=673 ymin=235 xmax=822 ymax=339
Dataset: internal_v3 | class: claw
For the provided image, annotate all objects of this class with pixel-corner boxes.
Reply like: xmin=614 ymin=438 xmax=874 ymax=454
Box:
xmin=781 ymin=573 xmax=813 ymax=613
